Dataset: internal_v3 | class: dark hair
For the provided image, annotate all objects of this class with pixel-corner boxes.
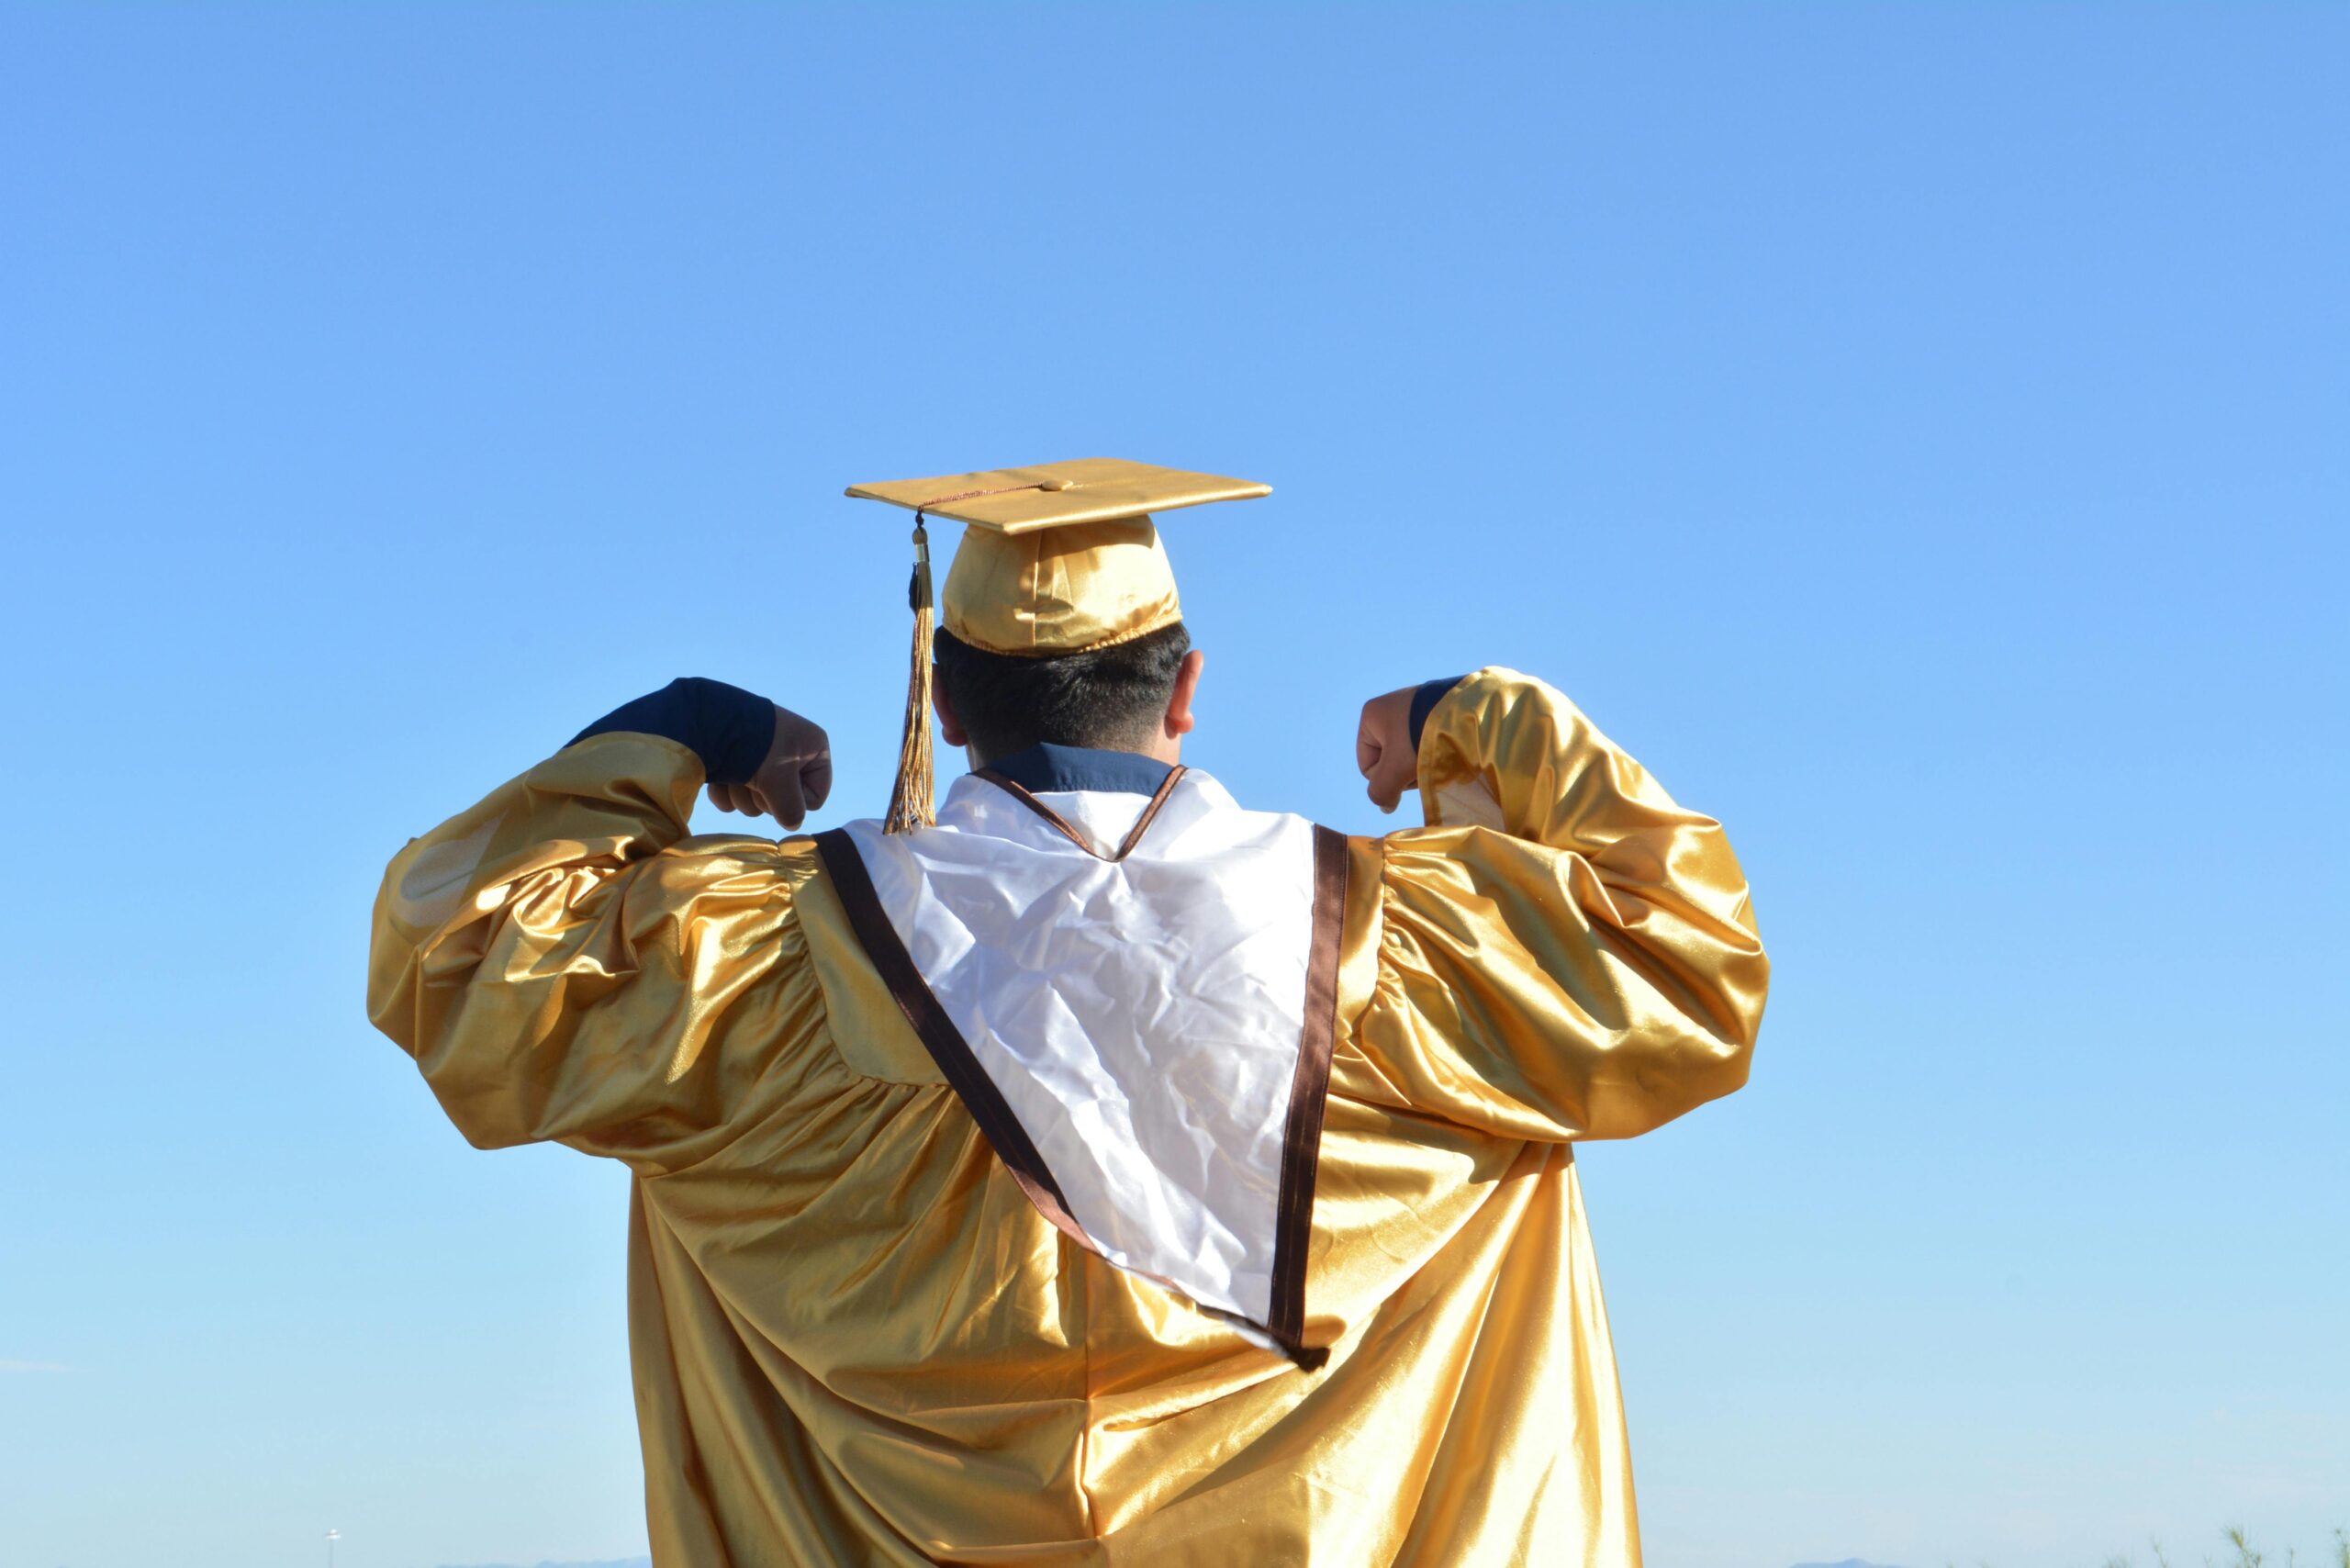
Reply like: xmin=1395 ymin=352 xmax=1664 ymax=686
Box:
xmin=934 ymin=622 xmax=1192 ymax=761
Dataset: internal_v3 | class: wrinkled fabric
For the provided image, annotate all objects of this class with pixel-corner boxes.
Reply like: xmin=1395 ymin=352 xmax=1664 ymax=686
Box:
xmin=366 ymin=666 xmax=1768 ymax=1567
xmin=846 ymin=771 xmax=1318 ymax=1332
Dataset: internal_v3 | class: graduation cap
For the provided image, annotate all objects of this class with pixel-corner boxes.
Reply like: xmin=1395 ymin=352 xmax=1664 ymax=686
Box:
xmin=845 ymin=458 xmax=1272 ymax=832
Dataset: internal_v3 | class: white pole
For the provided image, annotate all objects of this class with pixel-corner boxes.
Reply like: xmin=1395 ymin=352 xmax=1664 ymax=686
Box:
xmin=326 ymin=1527 xmax=341 ymax=1568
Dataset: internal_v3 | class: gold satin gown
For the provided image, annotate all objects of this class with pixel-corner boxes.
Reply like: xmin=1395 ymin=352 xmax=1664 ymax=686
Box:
xmin=367 ymin=667 xmax=1769 ymax=1566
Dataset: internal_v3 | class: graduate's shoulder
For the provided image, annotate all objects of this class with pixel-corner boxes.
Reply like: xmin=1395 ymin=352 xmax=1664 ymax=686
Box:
xmin=634 ymin=829 xmax=828 ymax=898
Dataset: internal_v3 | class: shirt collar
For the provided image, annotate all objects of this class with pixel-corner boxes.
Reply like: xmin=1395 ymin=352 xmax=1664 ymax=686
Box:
xmin=979 ymin=743 xmax=1175 ymax=797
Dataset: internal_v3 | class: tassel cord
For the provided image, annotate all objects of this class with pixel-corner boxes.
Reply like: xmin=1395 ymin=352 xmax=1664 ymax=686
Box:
xmin=884 ymin=516 xmax=937 ymax=833
xmin=879 ymin=482 xmax=1056 ymax=833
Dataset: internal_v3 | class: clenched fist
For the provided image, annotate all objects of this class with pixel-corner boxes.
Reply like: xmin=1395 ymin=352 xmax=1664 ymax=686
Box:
xmin=1355 ymin=686 xmax=1423 ymax=813
xmin=708 ymin=704 xmax=833 ymax=831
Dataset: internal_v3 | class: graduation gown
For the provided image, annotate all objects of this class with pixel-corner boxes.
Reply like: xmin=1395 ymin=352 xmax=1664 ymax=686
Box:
xmin=366 ymin=666 xmax=1769 ymax=1566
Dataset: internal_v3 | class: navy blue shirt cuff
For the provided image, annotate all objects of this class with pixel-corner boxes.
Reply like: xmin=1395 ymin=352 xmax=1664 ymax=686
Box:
xmin=570 ymin=678 xmax=775 ymax=786
xmin=1407 ymin=677 xmax=1468 ymax=753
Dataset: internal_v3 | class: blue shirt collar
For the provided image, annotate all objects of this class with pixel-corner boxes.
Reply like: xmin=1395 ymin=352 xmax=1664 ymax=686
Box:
xmin=980 ymin=743 xmax=1174 ymax=796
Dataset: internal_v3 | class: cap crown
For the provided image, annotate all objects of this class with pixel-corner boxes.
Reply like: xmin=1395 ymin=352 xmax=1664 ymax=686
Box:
xmin=942 ymin=518 xmax=1179 ymax=656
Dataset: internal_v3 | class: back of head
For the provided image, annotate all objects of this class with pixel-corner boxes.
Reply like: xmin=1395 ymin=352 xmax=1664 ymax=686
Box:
xmin=934 ymin=622 xmax=1193 ymax=763
xmin=844 ymin=459 xmax=1268 ymax=826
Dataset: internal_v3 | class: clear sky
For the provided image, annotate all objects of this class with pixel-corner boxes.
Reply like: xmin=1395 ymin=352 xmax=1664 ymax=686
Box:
xmin=2 ymin=5 xmax=2344 ymax=1566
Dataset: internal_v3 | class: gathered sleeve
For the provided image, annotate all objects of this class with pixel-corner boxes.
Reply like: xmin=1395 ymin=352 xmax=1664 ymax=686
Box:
xmin=365 ymin=731 xmax=823 ymax=1173
xmin=1344 ymin=666 xmax=1770 ymax=1142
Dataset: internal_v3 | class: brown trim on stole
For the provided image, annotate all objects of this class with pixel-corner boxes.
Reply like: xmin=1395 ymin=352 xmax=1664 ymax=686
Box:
xmin=1265 ymin=824 xmax=1348 ymax=1371
xmin=970 ymin=765 xmax=1188 ymax=862
xmin=810 ymin=820 xmax=1347 ymax=1372
xmin=811 ymin=830 xmax=1091 ymax=1249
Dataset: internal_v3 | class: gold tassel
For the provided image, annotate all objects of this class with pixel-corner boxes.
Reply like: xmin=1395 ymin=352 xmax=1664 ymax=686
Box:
xmin=885 ymin=517 xmax=937 ymax=834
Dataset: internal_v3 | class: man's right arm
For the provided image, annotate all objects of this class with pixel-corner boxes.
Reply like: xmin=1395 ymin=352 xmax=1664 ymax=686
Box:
xmin=365 ymin=681 xmax=831 ymax=1170
xmin=1345 ymin=666 xmax=1770 ymax=1143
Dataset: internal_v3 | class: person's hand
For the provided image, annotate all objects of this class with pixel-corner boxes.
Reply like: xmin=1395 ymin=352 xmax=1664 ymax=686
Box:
xmin=707 ymin=704 xmax=832 ymax=831
xmin=1355 ymin=686 xmax=1422 ymax=813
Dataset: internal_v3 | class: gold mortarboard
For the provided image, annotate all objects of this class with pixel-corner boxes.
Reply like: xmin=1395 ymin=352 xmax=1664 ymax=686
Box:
xmin=845 ymin=458 xmax=1271 ymax=832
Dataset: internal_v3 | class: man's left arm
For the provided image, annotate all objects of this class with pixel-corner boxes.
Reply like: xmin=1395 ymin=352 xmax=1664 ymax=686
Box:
xmin=1346 ymin=667 xmax=1768 ymax=1142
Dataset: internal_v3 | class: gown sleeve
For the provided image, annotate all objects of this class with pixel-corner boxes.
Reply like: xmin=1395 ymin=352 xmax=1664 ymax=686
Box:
xmin=1345 ymin=666 xmax=1770 ymax=1142
xmin=365 ymin=729 xmax=822 ymax=1173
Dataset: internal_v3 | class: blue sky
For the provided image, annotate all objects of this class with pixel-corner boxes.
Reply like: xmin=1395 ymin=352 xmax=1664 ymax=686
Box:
xmin=2 ymin=5 xmax=2344 ymax=1566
